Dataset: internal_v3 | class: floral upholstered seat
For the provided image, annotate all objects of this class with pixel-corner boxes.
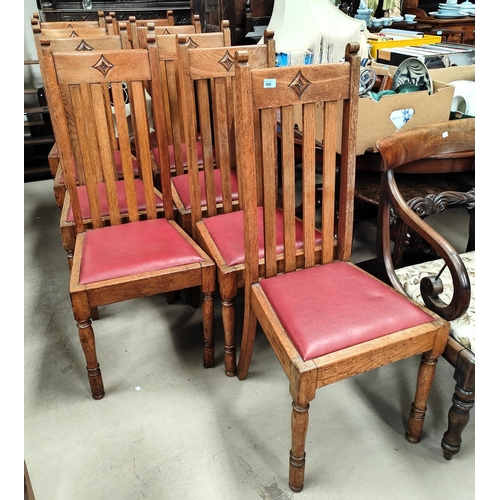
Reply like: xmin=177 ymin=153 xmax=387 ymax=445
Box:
xmin=395 ymin=251 xmax=475 ymax=355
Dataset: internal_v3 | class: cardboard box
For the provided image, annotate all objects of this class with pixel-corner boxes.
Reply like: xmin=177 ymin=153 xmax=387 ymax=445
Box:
xmin=428 ymin=64 xmax=475 ymax=83
xmin=294 ymin=65 xmax=455 ymax=156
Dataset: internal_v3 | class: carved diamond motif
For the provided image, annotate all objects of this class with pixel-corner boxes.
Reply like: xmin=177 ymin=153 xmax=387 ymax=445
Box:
xmin=92 ymin=55 xmax=114 ymax=76
xmin=218 ymin=51 xmax=234 ymax=72
xmin=186 ymin=37 xmax=199 ymax=49
xmin=289 ymin=71 xmax=312 ymax=99
xmin=76 ymin=40 xmax=95 ymax=51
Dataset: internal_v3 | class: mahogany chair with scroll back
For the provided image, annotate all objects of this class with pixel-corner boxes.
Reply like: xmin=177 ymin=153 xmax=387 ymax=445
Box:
xmin=41 ymin=36 xmax=216 ymax=400
xmin=375 ymin=119 xmax=475 ymax=461
xmin=233 ymin=45 xmax=451 ymax=492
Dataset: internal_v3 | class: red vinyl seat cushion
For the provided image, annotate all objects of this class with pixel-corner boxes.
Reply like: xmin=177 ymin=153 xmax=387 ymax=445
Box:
xmin=202 ymin=207 xmax=322 ymax=267
xmin=259 ymin=261 xmax=434 ymax=360
xmin=79 ymin=218 xmax=204 ymax=284
xmin=171 ymin=169 xmax=239 ymax=211
xmin=66 ymin=179 xmax=163 ymax=222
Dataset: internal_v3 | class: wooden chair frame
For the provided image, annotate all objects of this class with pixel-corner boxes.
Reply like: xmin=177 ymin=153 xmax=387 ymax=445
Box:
xmin=42 ymin=37 xmax=216 ymax=401
xmin=176 ymin=31 xmax=276 ymax=376
xmin=233 ymin=45 xmax=450 ymax=492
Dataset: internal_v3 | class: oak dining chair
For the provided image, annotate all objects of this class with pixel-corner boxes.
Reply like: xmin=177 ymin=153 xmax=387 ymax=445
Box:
xmin=38 ymin=34 xmax=156 ymax=273
xmin=42 ymin=37 xmax=216 ymax=400
xmin=175 ymin=32 xmax=276 ymax=376
xmin=233 ymin=45 xmax=450 ymax=492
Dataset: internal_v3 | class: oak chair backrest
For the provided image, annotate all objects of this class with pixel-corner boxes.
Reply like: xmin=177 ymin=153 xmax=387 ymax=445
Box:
xmin=37 ymin=35 xmax=127 ymax=183
xmin=153 ymin=26 xmax=232 ymax=176
xmin=41 ymin=40 xmax=172 ymax=233
xmin=177 ymin=30 xmax=276 ymax=230
xmin=39 ymin=27 xmax=108 ymax=38
xmin=233 ymin=44 xmax=360 ymax=283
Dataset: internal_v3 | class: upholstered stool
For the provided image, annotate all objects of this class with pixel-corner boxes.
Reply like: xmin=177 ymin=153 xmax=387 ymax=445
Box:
xmin=395 ymin=251 xmax=475 ymax=459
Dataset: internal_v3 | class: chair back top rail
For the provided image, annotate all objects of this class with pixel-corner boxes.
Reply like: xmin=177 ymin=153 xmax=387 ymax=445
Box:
xmin=30 ymin=11 xmax=106 ymax=30
xmin=38 ymin=27 xmax=108 ymax=38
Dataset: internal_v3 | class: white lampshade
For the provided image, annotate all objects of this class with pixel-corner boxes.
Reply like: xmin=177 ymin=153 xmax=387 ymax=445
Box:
xmin=260 ymin=0 xmax=369 ymax=66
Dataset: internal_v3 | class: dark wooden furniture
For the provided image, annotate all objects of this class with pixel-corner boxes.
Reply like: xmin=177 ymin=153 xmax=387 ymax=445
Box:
xmin=376 ymin=118 xmax=475 ymax=461
xmin=404 ymin=0 xmax=475 ymax=44
xmin=24 ymin=59 xmax=55 ymax=182
xmin=355 ymin=156 xmax=475 ymax=267
xmin=42 ymin=37 xmax=216 ymax=399
xmin=234 ymin=44 xmax=450 ymax=492
xmin=37 ymin=1 xmax=192 ymax=24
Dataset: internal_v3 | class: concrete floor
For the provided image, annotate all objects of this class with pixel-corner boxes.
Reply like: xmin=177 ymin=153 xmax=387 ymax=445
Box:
xmin=24 ymin=179 xmax=475 ymax=500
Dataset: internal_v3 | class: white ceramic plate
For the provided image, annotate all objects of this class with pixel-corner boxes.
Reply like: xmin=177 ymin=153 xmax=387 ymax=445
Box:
xmin=391 ymin=57 xmax=433 ymax=95
xmin=433 ymin=12 xmax=469 ymax=18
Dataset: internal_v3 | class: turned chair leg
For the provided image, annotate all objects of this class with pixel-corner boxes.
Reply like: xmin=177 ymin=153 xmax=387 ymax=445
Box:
xmin=72 ymin=293 xmax=104 ymax=400
xmin=221 ymin=295 xmax=236 ymax=377
xmin=77 ymin=317 xmax=104 ymax=400
xmin=406 ymin=352 xmax=438 ymax=443
xmin=237 ymin=300 xmax=257 ymax=380
xmin=441 ymin=385 xmax=474 ymax=459
xmin=201 ymin=291 xmax=214 ymax=368
xmin=441 ymin=352 xmax=475 ymax=460
xmin=289 ymin=400 xmax=310 ymax=493
xmin=220 ymin=276 xmax=238 ymax=377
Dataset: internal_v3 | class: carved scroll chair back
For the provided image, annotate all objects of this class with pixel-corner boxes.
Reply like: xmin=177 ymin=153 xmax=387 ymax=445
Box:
xmin=233 ymin=45 xmax=451 ymax=492
xmin=354 ymin=133 xmax=474 ymax=268
xmin=42 ymin=39 xmax=216 ymax=400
